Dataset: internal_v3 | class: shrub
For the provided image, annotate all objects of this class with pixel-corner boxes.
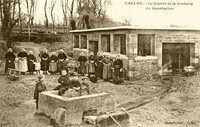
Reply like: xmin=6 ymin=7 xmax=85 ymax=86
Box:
xmin=11 ymin=33 xmax=61 ymax=43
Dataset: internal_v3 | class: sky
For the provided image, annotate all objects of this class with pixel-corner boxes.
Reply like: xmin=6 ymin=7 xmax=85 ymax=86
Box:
xmin=28 ymin=0 xmax=200 ymax=28
xmin=106 ymin=0 xmax=200 ymax=27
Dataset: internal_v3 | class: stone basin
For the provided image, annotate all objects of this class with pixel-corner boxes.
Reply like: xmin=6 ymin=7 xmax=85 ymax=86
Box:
xmin=38 ymin=90 xmax=115 ymax=125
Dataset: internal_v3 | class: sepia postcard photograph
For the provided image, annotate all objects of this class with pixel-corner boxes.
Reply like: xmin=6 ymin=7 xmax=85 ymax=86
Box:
xmin=0 ymin=0 xmax=200 ymax=127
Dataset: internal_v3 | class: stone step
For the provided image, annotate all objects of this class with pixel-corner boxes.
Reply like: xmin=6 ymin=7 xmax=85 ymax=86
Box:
xmin=83 ymin=109 xmax=131 ymax=127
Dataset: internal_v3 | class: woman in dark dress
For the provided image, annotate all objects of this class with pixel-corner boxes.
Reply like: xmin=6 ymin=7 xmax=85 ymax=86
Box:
xmin=27 ymin=51 xmax=36 ymax=74
xmin=113 ymin=55 xmax=123 ymax=84
xmin=5 ymin=48 xmax=16 ymax=75
xmin=95 ymin=52 xmax=104 ymax=79
xmin=102 ymin=53 xmax=112 ymax=81
xmin=77 ymin=52 xmax=87 ymax=76
xmin=49 ymin=52 xmax=58 ymax=74
xmin=57 ymin=49 xmax=67 ymax=74
xmin=17 ymin=48 xmax=28 ymax=74
xmin=40 ymin=49 xmax=49 ymax=75
xmin=88 ymin=52 xmax=96 ymax=78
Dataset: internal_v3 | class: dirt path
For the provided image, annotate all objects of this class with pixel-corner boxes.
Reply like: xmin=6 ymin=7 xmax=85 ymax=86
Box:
xmin=117 ymin=80 xmax=171 ymax=111
xmin=128 ymin=76 xmax=200 ymax=127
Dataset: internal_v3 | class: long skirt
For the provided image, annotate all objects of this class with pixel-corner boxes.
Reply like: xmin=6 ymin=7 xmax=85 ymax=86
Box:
xmin=103 ymin=64 xmax=111 ymax=80
xmin=79 ymin=62 xmax=86 ymax=74
xmin=18 ymin=58 xmax=28 ymax=72
xmin=28 ymin=61 xmax=35 ymax=73
xmin=34 ymin=62 xmax=41 ymax=71
xmin=49 ymin=62 xmax=57 ymax=72
xmin=5 ymin=60 xmax=15 ymax=74
xmin=96 ymin=62 xmax=103 ymax=79
xmin=88 ymin=62 xmax=95 ymax=74
xmin=41 ymin=60 xmax=49 ymax=71
xmin=113 ymin=65 xmax=121 ymax=83
xmin=57 ymin=61 xmax=64 ymax=72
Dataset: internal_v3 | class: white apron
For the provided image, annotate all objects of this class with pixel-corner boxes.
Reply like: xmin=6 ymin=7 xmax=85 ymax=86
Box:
xmin=18 ymin=57 xmax=28 ymax=72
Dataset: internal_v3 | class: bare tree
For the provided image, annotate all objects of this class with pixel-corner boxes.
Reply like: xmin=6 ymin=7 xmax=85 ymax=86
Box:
xmin=123 ymin=19 xmax=132 ymax=26
xmin=17 ymin=0 xmax=22 ymax=33
xmin=44 ymin=0 xmax=48 ymax=33
xmin=25 ymin=0 xmax=30 ymax=41
xmin=49 ymin=0 xmax=56 ymax=32
xmin=25 ymin=0 xmax=37 ymax=41
xmin=31 ymin=0 xmax=37 ymax=33
xmin=60 ymin=0 xmax=68 ymax=32
xmin=60 ymin=0 xmax=75 ymax=32
xmin=76 ymin=0 xmax=92 ymax=28
xmin=92 ymin=0 xmax=111 ymax=25
xmin=0 ymin=0 xmax=19 ymax=47
xmin=68 ymin=0 xmax=75 ymax=18
xmin=76 ymin=0 xmax=111 ymax=28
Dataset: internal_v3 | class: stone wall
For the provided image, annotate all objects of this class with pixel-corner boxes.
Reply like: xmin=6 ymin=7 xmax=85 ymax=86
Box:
xmin=127 ymin=56 xmax=158 ymax=80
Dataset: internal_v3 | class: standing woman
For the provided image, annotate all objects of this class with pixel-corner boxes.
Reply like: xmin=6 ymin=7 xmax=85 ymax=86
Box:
xmin=40 ymin=48 xmax=49 ymax=75
xmin=113 ymin=55 xmax=123 ymax=84
xmin=27 ymin=51 xmax=36 ymax=74
xmin=102 ymin=54 xmax=112 ymax=81
xmin=49 ymin=52 xmax=58 ymax=74
xmin=88 ymin=52 xmax=96 ymax=78
xmin=77 ymin=52 xmax=87 ymax=76
xmin=5 ymin=48 xmax=16 ymax=75
xmin=57 ymin=49 xmax=67 ymax=74
xmin=17 ymin=48 xmax=28 ymax=74
xmin=95 ymin=52 xmax=104 ymax=79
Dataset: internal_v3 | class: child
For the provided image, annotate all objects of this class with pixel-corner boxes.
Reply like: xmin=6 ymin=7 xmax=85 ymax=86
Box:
xmin=79 ymin=77 xmax=91 ymax=95
xmin=53 ymin=69 xmax=70 ymax=95
xmin=34 ymin=75 xmax=46 ymax=110
xmin=71 ymin=76 xmax=91 ymax=96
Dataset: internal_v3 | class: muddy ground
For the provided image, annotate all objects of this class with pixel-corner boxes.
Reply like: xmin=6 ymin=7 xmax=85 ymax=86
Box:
xmin=0 ymin=42 xmax=200 ymax=127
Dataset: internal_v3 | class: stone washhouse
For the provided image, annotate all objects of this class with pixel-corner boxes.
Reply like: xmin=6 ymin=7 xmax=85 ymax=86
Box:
xmin=70 ymin=26 xmax=200 ymax=79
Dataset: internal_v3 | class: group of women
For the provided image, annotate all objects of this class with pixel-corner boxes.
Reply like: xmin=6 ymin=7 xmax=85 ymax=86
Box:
xmin=5 ymin=48 xmax=124 ymax=84
xmin=5 ymin=48 xmax=36 ymax=75
xmin=78 ymin=52 xmax=124 ymax=84
xmin=5 ymin=48 xmax=69 ymax=75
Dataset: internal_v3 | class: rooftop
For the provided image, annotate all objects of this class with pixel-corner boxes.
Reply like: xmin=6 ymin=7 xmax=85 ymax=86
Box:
xmin=70 ymin=26 xmax=200 ymax=33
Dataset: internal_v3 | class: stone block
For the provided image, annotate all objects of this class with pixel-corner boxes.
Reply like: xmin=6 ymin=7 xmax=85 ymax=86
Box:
xmin=65 ymin=111 xmax=83 ymax=125
xmin=84 ymin=109 xmax=130 ymax=127
xmin=50 ymin=108 xmax=66 ymax=127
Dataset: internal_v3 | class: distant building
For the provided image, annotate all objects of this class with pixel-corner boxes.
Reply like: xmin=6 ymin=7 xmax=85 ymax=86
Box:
xmin=70 ymin=26 xmax=200 ymax=79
